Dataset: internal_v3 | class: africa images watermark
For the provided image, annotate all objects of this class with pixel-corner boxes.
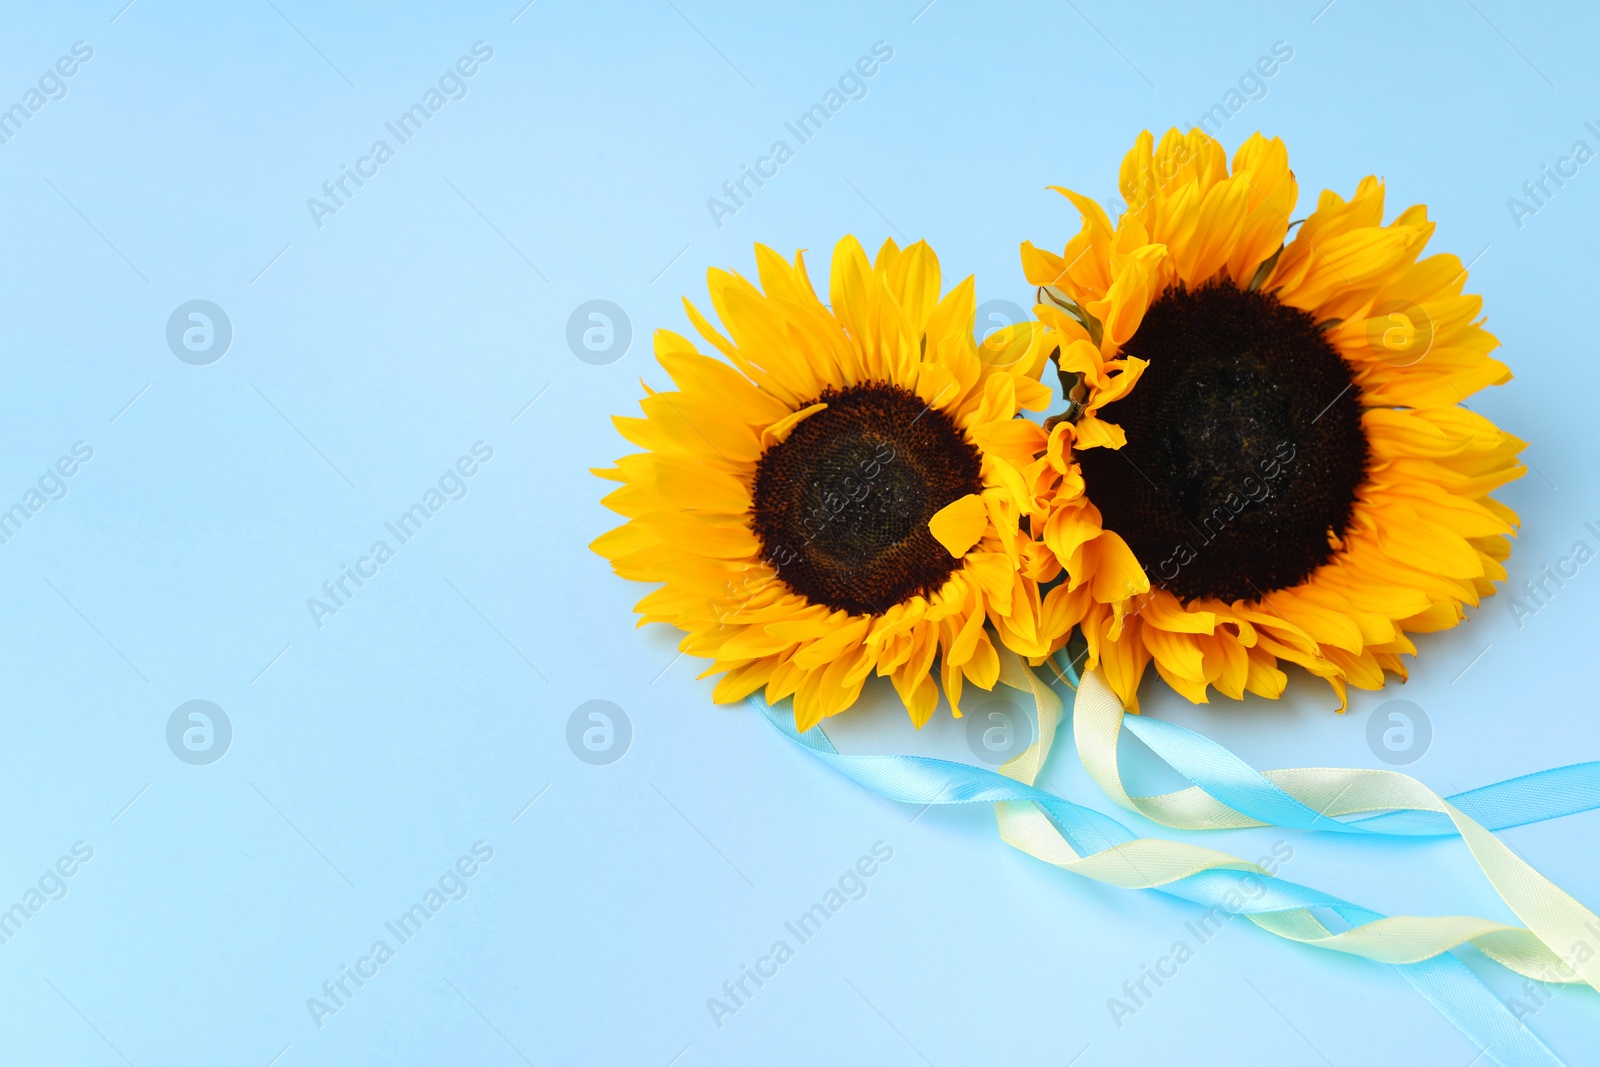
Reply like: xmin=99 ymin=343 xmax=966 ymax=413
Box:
xmin=305 ymin=41 xmax=496 ymax=229
xmin=0 ymin=40 xmax=94 ymax=148
xmin=0 ymin=841 xmax=95 ymax=948
xmin=1505 ymin=515 xmax=1600 ymax=629
xmin=1505 ymin=920 xmax=1600 ymax=1022
xmin=1098 ymin=40 xmax=1294 ymax=222
xmin=1506 ymin=120 xmax=1600 ymax=230
xmin=706 ymin=841 xmax=895 ymax=1029
xmin=0 ymin=440 xmax=95 ymax=548
xmin=1107 ymin=840 xmax=1294 ymax=1029
xmin=713 ymin=437 xmax=901 ymax=624
xmin=1117 ymin=441 xmax=1297 ymax=609
xmin=306 ymin=840 xmax=495 ymax=1030
xmin=305 ymin=441 xmax=495 ymax=628
xmin=706 ymin=40 xmax=895 ymax=230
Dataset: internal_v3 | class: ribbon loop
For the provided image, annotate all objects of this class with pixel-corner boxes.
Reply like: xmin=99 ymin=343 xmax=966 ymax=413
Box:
xmin=1068 ymin=664 xmax=1600 ymax=992
xmin=751 ymin=646 xmax=1599 ymax=1065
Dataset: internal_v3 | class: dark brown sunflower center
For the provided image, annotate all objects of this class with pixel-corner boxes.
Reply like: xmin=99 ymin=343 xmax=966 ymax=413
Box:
xmin=750 ymin=382 xmax=983 ymax=615
xmin=1076 ymin=283 xmax=1368 ymax=603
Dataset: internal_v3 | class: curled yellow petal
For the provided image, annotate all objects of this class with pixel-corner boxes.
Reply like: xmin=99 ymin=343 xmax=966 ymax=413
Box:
xmin=929 ymin=493 xmax=989 ymax=558
xmin=759 ymin=402 xmax=827 ymax=448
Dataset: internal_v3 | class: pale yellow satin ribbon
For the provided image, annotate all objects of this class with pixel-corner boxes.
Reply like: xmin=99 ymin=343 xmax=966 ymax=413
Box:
xmin=987 ymin=650 xmax=1593 ymax=988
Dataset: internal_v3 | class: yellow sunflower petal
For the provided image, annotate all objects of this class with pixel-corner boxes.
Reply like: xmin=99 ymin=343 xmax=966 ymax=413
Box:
xmin=595 ymin=236 xmax=1057 ymax=727
xmin=1023 ymin=128 xmax=1523 ymax=707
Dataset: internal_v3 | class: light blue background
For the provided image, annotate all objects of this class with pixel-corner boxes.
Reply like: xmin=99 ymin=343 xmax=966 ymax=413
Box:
xmin=0 ymin=0 xmax=1595 ymax=1063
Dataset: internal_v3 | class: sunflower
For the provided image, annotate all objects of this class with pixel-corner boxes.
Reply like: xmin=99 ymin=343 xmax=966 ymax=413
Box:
xmin=591 ymin=236 xmax=1058 ymax=730
xmin=1013 ymin=128 xmax=1524 ymax=711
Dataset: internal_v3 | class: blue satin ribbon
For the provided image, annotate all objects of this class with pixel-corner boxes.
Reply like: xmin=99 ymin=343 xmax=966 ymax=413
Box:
xmin=753 ymin=691 xmax=1579 ymax=1065
xmin=1053 ymin=649 xmax=1600 ymax=837
xmin=1123 ymin=710 xmax=1600 ymax=834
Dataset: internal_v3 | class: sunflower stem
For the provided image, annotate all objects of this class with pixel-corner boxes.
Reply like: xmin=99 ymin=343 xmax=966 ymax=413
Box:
xmin=1043 ymin=352 xmax=1089 ymax=432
